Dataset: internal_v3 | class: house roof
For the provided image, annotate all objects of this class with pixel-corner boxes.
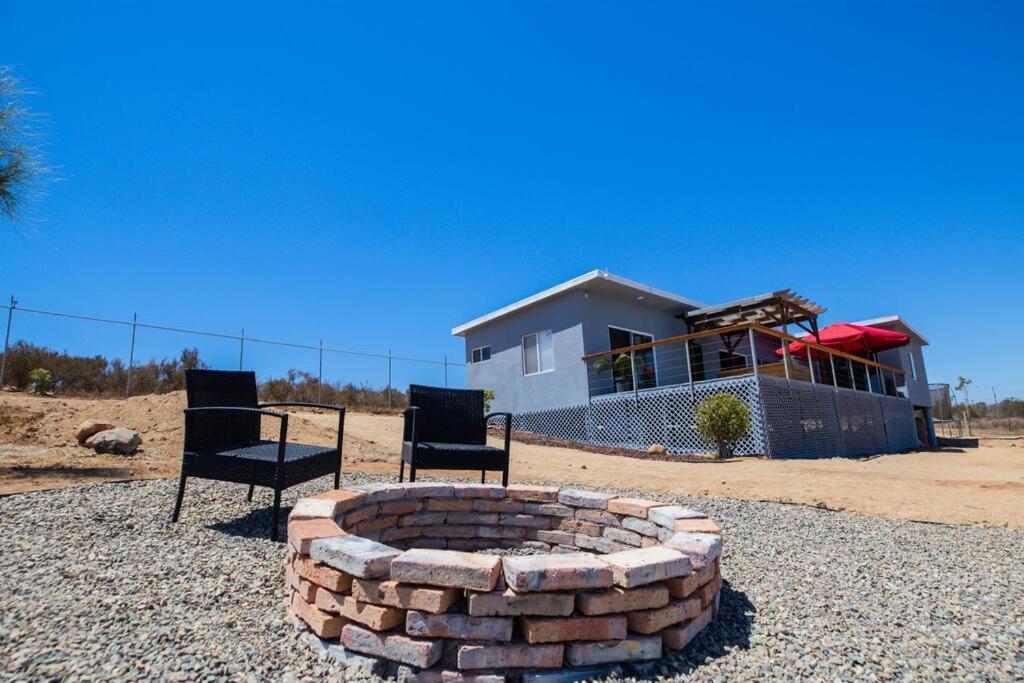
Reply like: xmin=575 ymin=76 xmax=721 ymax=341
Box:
xmin=451 ymin=270 xmax=705 ymax=336
xmin=683 ymin=289 xmax=827 ymax=332
xmin=852 ymin=315 xmax=929 ymax=345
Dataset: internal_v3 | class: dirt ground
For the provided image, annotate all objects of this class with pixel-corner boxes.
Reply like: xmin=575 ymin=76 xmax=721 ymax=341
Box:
xmin=2 ymin=391 xmax=1021 ymax=527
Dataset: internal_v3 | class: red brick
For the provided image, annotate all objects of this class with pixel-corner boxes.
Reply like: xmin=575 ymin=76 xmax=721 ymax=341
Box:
xmin=626 ymin=597 xmax=701 ymax=634
xmin=499 ymin=514 xmax=553 ymax=529
xmin=419 ymin=525 xmax=476 ymax=539
xmin=530 ymin=529 xmax=574 ymax=546
xmin=447 ymin=511 xmax=500 ymax=525
xmin=575 ymin=509 xmax=620 ymax=526
xmin=381 ymin=500 xmax=423 ymax=516
xmin=402 ymin=512 xmax=448 ymax=526
xmin=476 ymin=526 xmax=525 ymax=540
xmin=292 ymin=554 xmax=354 ymax=593
xmin=473 ymin=499 xmax=525 ymax=513
xmin=342 ymin=623 xmax=442 ymax=668
xmin=382 ymin=526 xmax=426 ymax=543
xmin=663 ymin=532 xmax=722 ymax=570
xmin=312 ymin=488 xmax=367 ymax=512
xmin=674 ymin=518 xmax=722 ymax=535
xmin=502 ymin=554 xmax=613 ymax=593
xmin=574 ymin=533 xmax=623 ymax=554
xmin=452 ymin=484 xmax=506 ymax=499
xmin=698 ymin=573 xmax=722 ymax=609
xmin=521 ymin=503 xmax=573 ymax=518
xmin=566 ymin=635 xmax=661 ymax=666
xmin=287 ymin=518 xmax=346 ymax=555
xmin=505 ymin=485 xmax=560 ymax=502
xmin=663 ymin=559 xmax=718 ymax=599
xmin=406 ymin=611 xmax=513 ymax=641
xmin=354 ymin=515 xmax=399 ymax=535
xmin=467 ymin=588 xmax=575 ymax=617
xmin=342 ymin=504 xmax=380 ymax=527
xmin=289 ymin=497 xmax=339 ymax=521
xmin=426 ymin=499 xmax=474 ymax=512
xmin=558 ymin=519 xmax=602 ymax=537
xmin=599 ymin=546 xmax=691 ymax=588
xmin=661 ymin=605 xmax=713 ymax=650
xmin=607 ymin=497 xmax=664 ymax=518
xmin=575 ymin=585 xmax=669 ymax=616
xmin=390 ymin=549 xmax=502 ymax=591
xmin=291 ymin=592 xmax=346 ymax=638
xmin=557 ymin=488 xmax=615 ymax=509
xmin=519 ymin=615 xmax=627 ymax=643
xmin=316 ymin=590 xmax=406 ymax=630
xmin=352 ymin=579 xmax=460 ymax=614
xmin=457 ymin=644 xmax=563 ymax=670
xmin=603 ymin=526 xmax=642 ymax=547
xmin=286 ymin=565 xmax=318 ymax=603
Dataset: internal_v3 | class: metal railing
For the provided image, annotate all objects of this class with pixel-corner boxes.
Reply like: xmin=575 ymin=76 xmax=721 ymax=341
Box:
xmin=0 ymin=295 xmax=463 ymax=406
xmin=584 ymin=322 xmax=906 ymax=400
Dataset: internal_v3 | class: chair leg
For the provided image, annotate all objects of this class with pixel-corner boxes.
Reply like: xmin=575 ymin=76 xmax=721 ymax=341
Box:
xmin=409 ymin=466 xmax=416 ymax=483
xmin=170 ymin=473 xmax=187 ymax=522
xmin=480 ymin=470 xmax=486 ymax=484
xmin=246 ymin=484 xmax=255 ymax=502
xmin=399 ymin=460 xmax=405 ymax=482
xmin=502 ymin=466 xmax=508 ymax=487
xmin=270 ymin=489 xmax=282 ymax=542
xmin=334 ymin=466 xmax=341 ymax=489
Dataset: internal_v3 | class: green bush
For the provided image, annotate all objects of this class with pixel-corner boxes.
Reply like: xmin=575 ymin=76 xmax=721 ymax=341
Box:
xmin=483 ymin=389 xmax=495 ymax=413
xmin=27 ymin=368 xmax=53 ymax=396
xmin=695 ymin=392 xmax=750 ymax=458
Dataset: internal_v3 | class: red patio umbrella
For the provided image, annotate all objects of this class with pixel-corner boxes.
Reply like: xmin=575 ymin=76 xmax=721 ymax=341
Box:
xmin=777 ymin=322 xmax=909 ymax=360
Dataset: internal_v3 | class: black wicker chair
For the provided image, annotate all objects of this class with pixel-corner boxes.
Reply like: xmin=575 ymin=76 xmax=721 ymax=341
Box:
xmin=400 ymin=384 xmax=511 ymax=486
xmin=170 ymin=369 xmax=345 ymax=541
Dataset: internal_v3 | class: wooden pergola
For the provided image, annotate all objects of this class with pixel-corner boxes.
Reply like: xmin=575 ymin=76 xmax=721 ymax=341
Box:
xmin=682 ymin=289 xmax=827 ymax=340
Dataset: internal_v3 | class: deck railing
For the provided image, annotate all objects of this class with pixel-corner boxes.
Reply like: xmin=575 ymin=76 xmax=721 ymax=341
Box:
xmin=582 ymin=322 xmax=906 ymax=400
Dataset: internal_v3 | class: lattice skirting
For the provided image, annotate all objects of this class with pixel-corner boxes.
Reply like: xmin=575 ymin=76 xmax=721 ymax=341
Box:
xmin=511 ymin=376 xmax=919 ymax=459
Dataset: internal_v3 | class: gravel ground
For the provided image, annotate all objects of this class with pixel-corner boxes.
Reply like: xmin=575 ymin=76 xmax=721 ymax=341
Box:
xmin=1 ymin=473 xmax=1022 ymax=682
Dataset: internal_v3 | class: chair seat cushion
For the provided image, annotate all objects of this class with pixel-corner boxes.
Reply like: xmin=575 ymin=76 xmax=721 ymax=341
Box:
xmin=184 ymin=440 xmax=338 ymax=487
xmin=403 ymin=441 xmax=507 ymax=470
xmin=187 ymin=440 xmax=335 ymax=462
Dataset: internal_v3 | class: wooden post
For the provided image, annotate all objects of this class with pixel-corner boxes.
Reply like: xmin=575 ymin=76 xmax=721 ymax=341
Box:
xmin=747 ymin=327 xmax=759 ymax=378
xmin=126 ymin=313 xmax=137 ymax=397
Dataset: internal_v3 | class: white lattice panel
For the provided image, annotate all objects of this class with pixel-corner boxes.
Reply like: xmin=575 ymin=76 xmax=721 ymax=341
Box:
xmin=512 ymin=376 xmax=918 ymax=460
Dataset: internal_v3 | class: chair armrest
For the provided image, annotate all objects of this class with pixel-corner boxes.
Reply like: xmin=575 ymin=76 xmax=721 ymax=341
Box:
xmin=485 ymin=412 xmax=513 ymax=454
xmin=182 ymin=406 xmax=289 ymax=461
xmin=403 ymin=406 xmax=420 ymax=447
xmin=259 ymin=402 xmax=345 ymax=413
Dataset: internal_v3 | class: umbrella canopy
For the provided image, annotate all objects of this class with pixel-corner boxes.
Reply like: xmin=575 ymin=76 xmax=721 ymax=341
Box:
xmin=777 ymin=322 xmax=909 ymax=360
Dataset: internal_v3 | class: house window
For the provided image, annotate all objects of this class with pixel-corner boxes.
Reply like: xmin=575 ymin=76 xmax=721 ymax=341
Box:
xmin=907 ymin=350 xmax=917 ymax=381
xmin=471 ymin=346 xmax=491 ymax=364
xmin=522 ymin=330 xmax=554 ymax=375
xmin=607 ymin=326 xmax=656 ymax=392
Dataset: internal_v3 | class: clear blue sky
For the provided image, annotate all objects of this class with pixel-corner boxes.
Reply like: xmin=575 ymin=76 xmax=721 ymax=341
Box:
xmin=2 ymin=2 xmax=1022 ymax=398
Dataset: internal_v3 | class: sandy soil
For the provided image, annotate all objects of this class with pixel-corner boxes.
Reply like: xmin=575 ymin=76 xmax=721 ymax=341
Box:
xmin=2 ymin=391 xmax=1022 ymax=527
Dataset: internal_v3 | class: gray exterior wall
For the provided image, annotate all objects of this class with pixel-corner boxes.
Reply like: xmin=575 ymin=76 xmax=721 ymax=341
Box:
xmin=463 ymin=291 xmax=588 ymax=413
xmin=463 ymin=287 xmax=697 ymax=413
xmin=877 ymin=341 xmax=931 ymax=408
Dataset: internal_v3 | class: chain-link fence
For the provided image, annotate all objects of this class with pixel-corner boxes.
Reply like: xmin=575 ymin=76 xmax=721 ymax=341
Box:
xmin=0 ymin=296 xmax=463 ymax=410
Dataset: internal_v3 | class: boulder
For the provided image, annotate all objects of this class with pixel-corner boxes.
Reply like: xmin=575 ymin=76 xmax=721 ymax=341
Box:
xmin=647 ymin=443 xmax=667 ymax=455
xmin=75 ymin=420 xmax=114 ymax=445
xmin=90 ymin=427 xmax=141 ymax=455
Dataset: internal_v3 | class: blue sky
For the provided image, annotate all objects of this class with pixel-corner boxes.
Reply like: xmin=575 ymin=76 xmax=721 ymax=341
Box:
xmin=2 ymin=2 xmax=1022 ymax=397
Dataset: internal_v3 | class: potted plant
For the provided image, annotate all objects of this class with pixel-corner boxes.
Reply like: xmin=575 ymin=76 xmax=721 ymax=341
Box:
xmin=695 ymin=392 xmax=751 ymax=458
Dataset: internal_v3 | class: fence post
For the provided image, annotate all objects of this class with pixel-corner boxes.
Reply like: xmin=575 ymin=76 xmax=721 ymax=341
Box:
xmin=239 ymin=328 xmax=245 ymax=370
xmin=443 ymin=354 xmax=448 ymax=387
xmin=318 ymin=340 xmax=323 ymax=403
xmin=126 ymin=312 xmax=138 ymax=397
xmin=0 ymin=295 xmax=16 ymax=388
xmin=829 ymin=353 xmax=839 ymax=392
xmin=387 ymin=349 xmax=393 ymax=409
xmin=684 ymin=339 xmax=694 ymax=396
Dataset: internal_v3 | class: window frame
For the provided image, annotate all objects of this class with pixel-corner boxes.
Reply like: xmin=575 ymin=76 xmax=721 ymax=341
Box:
xmin=907 ymin=348 xmax=918 ymax=381
xmin=522 ymin=329 xmax=554 ymax=376
xmin=471 ymin=346 xmax=492 ymax=364
xmin=607 ymin=325 xmax=658 ymax=391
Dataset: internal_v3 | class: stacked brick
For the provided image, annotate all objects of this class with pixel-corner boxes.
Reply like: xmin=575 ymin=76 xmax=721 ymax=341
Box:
xmin=285 ymin=483 xmax=723 ymax=681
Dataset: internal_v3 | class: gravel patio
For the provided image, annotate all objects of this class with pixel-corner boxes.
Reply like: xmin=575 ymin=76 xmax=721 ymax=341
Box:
xmin=1 ymin=473 xmax=1022 ymax=682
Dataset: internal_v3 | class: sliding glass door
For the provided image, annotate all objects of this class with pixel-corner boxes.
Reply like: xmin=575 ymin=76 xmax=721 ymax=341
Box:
xmin=608 ymin=327 xmax=656 ymax=392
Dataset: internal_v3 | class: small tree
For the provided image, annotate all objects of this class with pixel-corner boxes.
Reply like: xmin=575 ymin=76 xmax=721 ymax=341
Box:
xmin=483 ymin=389 xmax=495 ymax=413
xmin=695 ymin=392 xmax=750 ymax=458
xmin=1 ymin=66 xmax=48 ymax=225
xmin=27 ymin=368 xmax=53 ymax=396
xmin=955 ymin=376 xmax=973 ymax=436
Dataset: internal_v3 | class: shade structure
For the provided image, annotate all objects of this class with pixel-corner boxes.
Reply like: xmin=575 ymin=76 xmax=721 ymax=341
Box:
xmin=777 ymin=322 xmax=909 ymax=360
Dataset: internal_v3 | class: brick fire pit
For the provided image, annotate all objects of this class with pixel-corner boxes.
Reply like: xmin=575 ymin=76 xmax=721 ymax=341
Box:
xmin=285 ymin=483 xmax=723 ymax=681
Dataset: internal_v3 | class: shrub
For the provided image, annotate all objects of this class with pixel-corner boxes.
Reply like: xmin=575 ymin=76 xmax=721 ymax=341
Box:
xmin=695 ymin=392 xmax=750 ymax=458
xmin=483 ymin=389 xmax=495 ymax=413
xmin=27 ymin=368 xmax=53 ymax=396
